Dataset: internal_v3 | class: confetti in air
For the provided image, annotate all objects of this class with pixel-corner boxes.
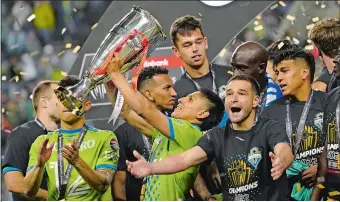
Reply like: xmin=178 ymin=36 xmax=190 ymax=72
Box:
xmin=286 ymin=15 xmax=295 ymax=21
xmin=2 ymin=76 xmax=6 ymax=81
xmin=293 ymin=38 xmax=300 ymax=45
xmin=278 ymin=42 xmax=285 ymax=49
xmin=30 ymin=50 xmax=40 ymax=56
xmin=305 ymin=45 xmax=314 ymax=50
xmin=286 ymin=36 xmax=291 ymax=40
xmin=306 ymin=23 xmax=315 ymax=30
xmin=15 ymin=76 xmax=19 ymax=82
xmin=254 ymin=25 xmax=263 ymax=31
xmin=65 ymin=43 xmax=72 ymax=48
xmin=73 ymin=45 xmax=81 ymax=53
xmin=278 ymin=1 xmax=286 ymax=6
xmin=256 ymin=16 xmax=262 ymax=20
xmin=329 ymin=191 xmax=340 ymax=196
xmin=73 ymin=8 xmax=78 ymax=12
xmin=1 ymin=108 xmax=5 ymax=113
xmin=27 ymin=14 xmax=36 ymax=22
xmin=312 ymin=17 xmax=320 ymax=22
xmin=270 ymin=3 xmax=278 ymax=10
xmin=61 ymin=28 xmax=66 ymax=35
xmin=254 ymin=20 xmax=259 ymax=25
xmin=307 ymin=39 xmax=312 ymax=43
xmin=218 ymin=49 xmax=227 ymax=57
xmin=316 ymin=1 xmax=319 ymax=5
xmin=61 ymin=71 xmax=68 ymax=77
xmin=321 ymin=4 xmax=326 ymax=8
xmin=316 ymin=184 xmax=325 ymax=189
xmin=91 ymin=23 xmax=98 ymax=30
xmin=19 ymin=72 xmax=27 ymax=76
xmin=30 ymin=94 xmax=33 ymax=99
xmin=198 ymin=13 xmax=202 ymax=16
xmin=58 ymin=50 xmax=65 ymax=56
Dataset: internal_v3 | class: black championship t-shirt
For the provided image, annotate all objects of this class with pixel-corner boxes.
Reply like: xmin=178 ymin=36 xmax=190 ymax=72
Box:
xmin=115 ymin=122 xmax=151 ymax=201
xmin=174 ymin=64 xmax=233 ymax=102
xmin=262 ymin=91 xmax=326 ymax=165
xmin=316 ymin=67 xmax=331 ymax=84
xmin=197 ymin=117 xmax=290 ymax=201
xmin=323 ymin=87 xmax=340 ymax=200
xmin=2 ymin=119 xmax=48 ymax=201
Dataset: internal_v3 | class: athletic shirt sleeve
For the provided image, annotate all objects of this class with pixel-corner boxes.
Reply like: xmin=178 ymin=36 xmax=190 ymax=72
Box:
xmin=168 ymin=117 xmax=203 ymax=150
xmin=95 ymin=132 xmax=119 ymax=171
xmin=27 ymin=135 xmax=47 ymax=171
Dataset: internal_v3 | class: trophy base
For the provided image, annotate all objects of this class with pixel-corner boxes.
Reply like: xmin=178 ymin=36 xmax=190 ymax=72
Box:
xmin=54 ymin=86 xmax=85 ymax=117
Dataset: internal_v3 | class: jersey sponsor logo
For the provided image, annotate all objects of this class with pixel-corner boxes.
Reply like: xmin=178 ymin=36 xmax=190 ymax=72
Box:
xmin=295 ymin=146 xmax=324 ymax=159
xmin=109 ymin=139 xmax=119 ymax=151
xmin=228 ymin=160 xmax=252 ymax=187
xmin=228 ymin=181 xmax=258 ymax=194
xmin=247 ymin=147 xmax=262 ymax=169
xmin=314 ymin=112 xmax=323 ymax=131
xmin=51 ymin=140 xmax=96 ymax=152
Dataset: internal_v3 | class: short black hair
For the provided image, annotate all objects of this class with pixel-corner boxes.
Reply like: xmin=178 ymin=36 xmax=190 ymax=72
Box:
xmin=267 ymin=40 xmax=294 ymax=60
xmin=227 ymin=74 xmax=261 ymax=96
xmin=198 ymin=88 xmax=225 ymax=131
xmin=137 ymin=66 xmax=169 ymax=91
xmin=273 ymin=46 xmax=316 ymax=83
xmin=170 ymin=15 xmax=204 ymax=46
xmin=58 ymin=75 xmax=81 ymax=88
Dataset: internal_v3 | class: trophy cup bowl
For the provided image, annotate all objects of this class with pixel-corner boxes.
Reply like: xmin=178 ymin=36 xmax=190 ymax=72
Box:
xmin=54 ymin=5 xmax=167 ymax=117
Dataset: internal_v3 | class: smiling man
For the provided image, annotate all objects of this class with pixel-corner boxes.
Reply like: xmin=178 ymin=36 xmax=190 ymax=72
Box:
xmin=262 ymin=45 xmax=326 ymax=200
xmin=125 ymin=74 xmax=293 ymax=201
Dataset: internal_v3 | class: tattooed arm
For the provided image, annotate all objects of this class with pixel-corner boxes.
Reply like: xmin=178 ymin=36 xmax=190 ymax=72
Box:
xmin=193 ymin=174 xmax=216 ymax=201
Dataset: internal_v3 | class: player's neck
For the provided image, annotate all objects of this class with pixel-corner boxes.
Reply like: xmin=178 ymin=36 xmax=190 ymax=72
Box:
xmin=323 ymin=55 xmax=335 ymax=73
xmin=232 ymin=110 xmax=256 ymax=131
xmin=61 ymin=117 xmax=85 ymax=130
xmin=291 ymin=83 xmax=312 ymax=102
xmin=258 ymin=75 xmax=268 ymax=93
xmin=184 ymin=58 xmax=210 ymax=78
xmin=36 ymin=111 xmax=58 ymax=131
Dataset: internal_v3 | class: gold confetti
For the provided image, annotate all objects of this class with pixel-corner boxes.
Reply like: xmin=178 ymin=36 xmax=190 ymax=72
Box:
xmin=61 ymin=28 xmax=66 ymax=35
xmin=61 ymin=71 xmax=68 ymax=77
xmin=227 ymin=71 xmax=233 ymax=75
xmin=91 ymin=23 xmax=98 ymax=30
xmin=30 ymin=50 xmax=40 ymax=56
xmin=270 ymin=3 xmax=278 ymax=10
xmin=312 ymin=17 xmax=320 ymax=22
xmin=279 ymin=1 xmax=286 ymax=6
xmin=73 ymin=8 xmax=77 ymax=12
xmin=73 ymin=45 xmax=81 ymax=53
xmin=286 ymin=15 xmax=295 ymax=21
xmin=329 ymin=191 xmax=340 ymax=196
xmin=306 ymin=23 xmax=315 ymax=30
xmin=321 ymin=4 xmax=326 ymax=8
xmin=317 ymin=184 xmax=325 ymax=189
xmin=27 ymin=14 xmax=36 ymax=22
xmin=293 ymin=38 xmax=300 ymax=45
xmin=256 ymin=16 xmax=262 ymax=20
xmin=15 ymin=76 xmax=19 ymax=82
xmin=286 ymin=36 xmax=291 ymax=40
xmin=19 ymin=71 xmax=27 ymax=76
xmin=307 ymin=39 xmax=312 ymax=43
xmin=278 ymin=42 xmax=285 ymax=49
xmin=30 ymin=94 xmax=33 ymax=99
xmin=305 ymin=45 xmax=314 ymax=50
xmin=65 ymin=43 xmax=72 ymax=48
xmin=218 ymin=49 xmax=227 ymax=57
xmin=198 ymin=13 xmax=202 ymax=16
xmin=316 ymin=1 xmax=319 ymax=5
xmin=2 ymin=76 xmax=7 ymax=81
xmin=254 ymin=25 xmax=263 ymax=31
xmin=254 ymin=20 xmax=259 ymax=25
xmin=58 ymin=50 xmax=65 ymax=56
xmin=1 ymin=108 xmax=5 ymax=113
xmin=296 ymin=183 xmax=301 ymax=193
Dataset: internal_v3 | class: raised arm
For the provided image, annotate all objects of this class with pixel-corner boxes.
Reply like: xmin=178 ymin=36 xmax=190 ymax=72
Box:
xmin=106 ymin=53 xmax=171 ymax=138
xmin=126 ymin=146 xmax=208 ymax=178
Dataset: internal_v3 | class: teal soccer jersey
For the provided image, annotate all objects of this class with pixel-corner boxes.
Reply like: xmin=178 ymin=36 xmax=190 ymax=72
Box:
xmin=144 ymin=117 xmax=203 ymax=201
xmin=27 ymin=126 xmax=119 ymax=201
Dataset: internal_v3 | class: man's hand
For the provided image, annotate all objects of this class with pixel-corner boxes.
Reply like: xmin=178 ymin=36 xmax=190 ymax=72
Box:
xmin=126 ymin=150 xmax=152 ymax=178
xmin=269 ymin=151 xmax=286 ymax=180
xmin=62 ymin=139 xmax=80 ymax=166
xmin=37 ymin=138 xmax=55 ymax=167
xmin=302 ymin=165 xmax=317 ymax=187
xmin=106 ymin=52 xmax=123 ymax=74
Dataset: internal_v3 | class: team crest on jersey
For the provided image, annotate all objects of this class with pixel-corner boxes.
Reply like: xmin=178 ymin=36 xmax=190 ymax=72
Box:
xmin=247 ymin=147 xmax=262 ymax=169
xmin=314 ymin=112 xmax=323 ymax=131
xmin=109 ymin=139 xmax=119 ymax=151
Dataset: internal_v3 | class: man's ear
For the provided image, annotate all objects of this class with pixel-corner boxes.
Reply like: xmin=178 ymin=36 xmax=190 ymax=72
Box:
xmin=253 ymin=95 xmax=260 ymax=108
xmin=172 ymin=46 xmax=180 ymax=57
xmin=258 ymin=62 xmax=267 ymax=75
xmin=39 ymin=96 xmax=48 ymax=109
xmin=143 ymin=89 xmax=154 ymax=102
xmin=301 ymin=66 xmax=309 ymax=81
xmin=197 ymin=110 xmax=210 ymax=120
xmin=83 ymin=100 xmax=92 ymax=112
xmin=204 ymin=36 xmax=208 ymax=50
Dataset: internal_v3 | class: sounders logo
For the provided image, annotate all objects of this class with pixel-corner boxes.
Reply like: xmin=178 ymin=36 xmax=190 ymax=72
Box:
xmin=144 ymin=59 xmax=169 ymax=67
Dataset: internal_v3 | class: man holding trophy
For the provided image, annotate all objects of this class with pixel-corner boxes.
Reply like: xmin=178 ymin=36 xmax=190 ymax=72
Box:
xmin=23 ymin=6 xmax=169 ymax=201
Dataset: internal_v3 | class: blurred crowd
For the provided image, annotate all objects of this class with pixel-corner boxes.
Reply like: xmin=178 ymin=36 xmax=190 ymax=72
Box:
xmin=1 ymin=0 xmax=110 ymax=152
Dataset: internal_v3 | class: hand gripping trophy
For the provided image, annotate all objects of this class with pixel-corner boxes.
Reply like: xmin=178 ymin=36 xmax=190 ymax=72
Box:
xmin=54 ymin=6 xmax=167 ymax=118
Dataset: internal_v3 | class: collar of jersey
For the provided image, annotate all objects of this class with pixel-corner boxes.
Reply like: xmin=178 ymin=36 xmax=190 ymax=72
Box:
xmin=191 ymin=124 xmax=201 ymax=131
xmin=58 ymin=125 xmax=89 ymax=134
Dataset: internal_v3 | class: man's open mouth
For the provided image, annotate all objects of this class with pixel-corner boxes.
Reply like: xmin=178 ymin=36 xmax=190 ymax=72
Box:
xmin=230 ymin=107 xmax=241 ymax=113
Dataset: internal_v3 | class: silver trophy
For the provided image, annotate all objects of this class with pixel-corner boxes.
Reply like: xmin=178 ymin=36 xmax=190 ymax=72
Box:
xmin=55 ymin=5 xmax=166 ymax=117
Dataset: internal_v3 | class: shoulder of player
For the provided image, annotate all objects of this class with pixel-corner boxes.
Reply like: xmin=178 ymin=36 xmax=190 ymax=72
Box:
xmin=86 ymin=126 xmax=117 ymax=139
xmin=257 ymin=116 xmax=284 ymax=133
xmin=204 ymin=126 xmax=224 ymax=139
xmin=263 ymin=96 xmax=287 ymax=112
xmin=324 ymin=87 xmax=340 ymax=109
xmin=9 ymin=120 xmax=37 ymax=137
xmin=211 ymin=64 xmax=233 ymax=77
